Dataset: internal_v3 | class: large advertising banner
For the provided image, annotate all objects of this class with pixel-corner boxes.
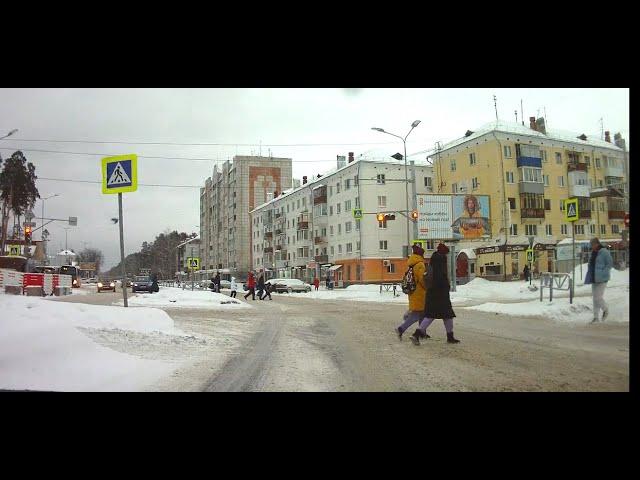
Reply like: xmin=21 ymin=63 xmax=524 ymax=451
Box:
xmin=417 ymin=194 xmax=491 ymax=240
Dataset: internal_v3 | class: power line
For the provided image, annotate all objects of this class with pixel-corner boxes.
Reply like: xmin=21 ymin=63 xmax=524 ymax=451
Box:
xmin=2 ymin=138 xmax=399 ymax=147
xmin=38 ymin=177 xmax=203 ymax=188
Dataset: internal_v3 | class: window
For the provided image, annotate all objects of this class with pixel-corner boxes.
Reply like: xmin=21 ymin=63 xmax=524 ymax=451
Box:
xmin=345 ymin=179 xmax=351 ymax=190
xmin=600 ymin=224 xmax=606 ymax=235
xmin=321 ymin=227 xmax=327 ymax=236
xmin=354 ymin=175 xmax=359 ymax=186
xmin=560 ymin=200 xmax=565 ymax=211
xmin=510 ymin=224 xmax=518 ymax=236
xmin=545 ymin=224 xmax=553 ymax=235
xmin=297 ymin=199 xmax=300 ymax=209
xmin=424 ymin=177 xmax=432 ymax=191
xmin=506 ymin=171 xmax=514 ymax=184
xmin=287 ymin=204 xmax=289 ymax=213
xmin=329 ymin=226 xmax=334 ymax=235
xmin=378 ymin=217 xmax=387 ymax=229
xmin=611 ymin=224 xmax=620 ymax=234
xmin=525 ymin=224 xmax=538 ymax=236
xmin=338 ymin=244 xmax=342 ymax=254
xmin=379 ymin=240 xmax=388 ymax=250
xmin=558 ymin=176 xmax=565 ymax=187
xmin=543 ymin=175 xmax=549 ymax=186
xmin=378 ymin=196 xmax=387 ymax=208
xmin=387 ymin=263 xmax=396 ymax=274
xmin=336 ymin=182 xmax=341 ymax=194
xmin=336 ymin=203 xmax=341 ymax=214
xmin=472 ymin=177 xmax=479 ymax=190
xmin=599 ymin=202 xmax=605 ymax=212
xmin=338 ymin=224 xmax=342 ymax=235
xmin=520 ymin=167 xmax=543 ymax=183
xmin=595 ymin=158 xmax=601 ymax=169
xmin=589 ymin=224 xmax=596 ymax=234
xmin=598 ymin=179 xmax=604 ymax=187
xmin=469 ymin=153 xmax=477 ymax=165
xmin=452 ymin=183 xmax=458 ymax=193
xmin=346 ymin=243 xmax=352 ymax=253
xmin=544 ymin=199 xmax=551 ymax=210
xmin=356 ymin=240 xmax=361 ymax=251
xmin=561 ymin=224 xmax=568 ymax=235
xmin=540 ymin=150 xmax=548 ymax=163
xmin=503 ymin=146 xmax=512 ymax=158
xmin=377 ymin=174 xmax=386 ymax=184
xmin=329 ymin=186 xmax=333 ymax=196
xmin=355 ymin=219 xmax=360 ymax=230
xmin=355 ymin=196 xmax=360 ymax=207
xmin=345 ymin=200 xmax=351 ymax=211
xmin=585 ymin=156 xmax=590 ymax=166
xmin=555 ymin=152 xmax=562 ymax=164
xmin=508 ymin=197 xmax=516 ymax=210
xmin=345 ymin=221 xmax=352 ymax=233
xmin=329 ymin=206 xmax=333 ymax=216
xmin=520 ymin=193 xmax=544 ymax=209
xmin=330 ymin=246 xmax=334 ymax=255
xmin=575 ymin=224 xmax=585 ymax=235
xmin=450 ymin=159 xmax=457 ymax=171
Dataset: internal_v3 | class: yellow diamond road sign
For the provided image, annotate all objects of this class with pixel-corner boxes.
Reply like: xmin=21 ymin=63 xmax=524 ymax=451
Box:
xmin=187 ymin=257 xmax=200 ymax=270
xmin=564 ymin=198 xmax=579 ymax=222
xmin=102 ymin=154 xmax=138 ymax=194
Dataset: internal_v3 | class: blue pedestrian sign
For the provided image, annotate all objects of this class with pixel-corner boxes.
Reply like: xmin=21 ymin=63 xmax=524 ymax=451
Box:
xmin=102 ymin=154 xmax=138 ymax=194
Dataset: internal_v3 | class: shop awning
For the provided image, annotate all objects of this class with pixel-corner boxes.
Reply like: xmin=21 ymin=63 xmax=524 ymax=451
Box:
xmin=328 ymin=264 xmax=343 ymax=271
xmin=457 ymin=248 xmax=477 ymax=260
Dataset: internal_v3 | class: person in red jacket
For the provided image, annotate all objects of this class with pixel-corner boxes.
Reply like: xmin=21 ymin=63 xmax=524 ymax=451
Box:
xmin=244 ymin=271 xmax=256 ymax=300
xmin=313 ymin=277 xmax=320 ymax=291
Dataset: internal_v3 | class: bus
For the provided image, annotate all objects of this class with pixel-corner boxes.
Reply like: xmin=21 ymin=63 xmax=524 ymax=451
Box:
xmin=59 ymin=265 xmax=81 ymax=287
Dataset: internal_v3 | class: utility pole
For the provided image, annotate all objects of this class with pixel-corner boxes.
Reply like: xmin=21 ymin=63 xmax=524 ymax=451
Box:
xmin=493 ymin=95 xmax=498 ymax=121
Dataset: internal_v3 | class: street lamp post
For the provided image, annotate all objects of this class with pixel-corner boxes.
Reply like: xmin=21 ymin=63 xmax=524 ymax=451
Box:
xmin=41 ymin=194 xmax=60 ymax=241
xmin=0 ymin=129 xmax=18 ymax=141
xmin=372 ymin=120 xmax=421 ymax=255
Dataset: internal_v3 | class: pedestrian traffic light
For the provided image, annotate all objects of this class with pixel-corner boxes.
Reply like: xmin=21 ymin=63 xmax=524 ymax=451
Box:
xmin=411 ymin=210 xmax=419 ymax=220
xmin=24 ymin=226 xmax=32 ymax=244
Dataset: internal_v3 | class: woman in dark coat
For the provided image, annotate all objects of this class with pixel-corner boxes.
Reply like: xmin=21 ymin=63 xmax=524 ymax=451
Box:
xmin=410 ymin=243 xmax=460 ymax=345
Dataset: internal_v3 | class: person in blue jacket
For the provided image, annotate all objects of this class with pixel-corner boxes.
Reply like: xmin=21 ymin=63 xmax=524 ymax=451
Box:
xmin=584 ymin=238 xmax=613 ymax=323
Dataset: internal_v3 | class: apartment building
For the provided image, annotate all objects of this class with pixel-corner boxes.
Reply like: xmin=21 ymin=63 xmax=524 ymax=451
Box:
xmin=250 ymin=153 xmax=433 ymax=285
xmin=432 ymin=118 xmax=628 ymax=279
xmin=199 ymin=155 xmax=292 ymax=279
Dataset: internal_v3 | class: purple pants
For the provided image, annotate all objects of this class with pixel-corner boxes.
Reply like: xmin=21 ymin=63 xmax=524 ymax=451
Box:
xmin=398 ymin=311 xmax=423 ymax=334
xmin=419 ymin=317 xmax=454 ymax=334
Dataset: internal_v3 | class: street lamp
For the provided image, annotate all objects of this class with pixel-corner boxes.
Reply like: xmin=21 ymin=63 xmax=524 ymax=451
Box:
xmin=371 ymin=120 xmax=421 ymax=253
xmin=41 ymin=194 xmax=60 ymax=240
xmin=0 ymin=129 xmax=18 ymax=140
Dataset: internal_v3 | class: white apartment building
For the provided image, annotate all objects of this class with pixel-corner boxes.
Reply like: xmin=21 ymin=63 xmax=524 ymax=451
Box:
xmin=250 ymin=153 xmax=433 ymax=285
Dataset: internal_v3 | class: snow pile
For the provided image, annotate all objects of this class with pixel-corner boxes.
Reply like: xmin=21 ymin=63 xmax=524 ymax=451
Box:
xmin=122 ymin=287 xmax=252 ymax=309
xmin=0 ymin=294 xmax=183 ymax=391
xmin=306 ymin=284 xmax=406 ymax=303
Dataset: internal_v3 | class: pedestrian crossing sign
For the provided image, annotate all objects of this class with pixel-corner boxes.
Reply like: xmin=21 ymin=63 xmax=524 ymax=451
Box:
xmin=564 ymin=198 xmax=579 ymax=222
xmin=353 ymin=208 xmax=363 ymax=219
xmin=102 ymin=154 xmax=138 ymax=194
xmin=187 ymin=257 xmax=200 ymax=270
xmin=526 ymin=248 xmax=534 ymax=263
xmin=8 ymin=245 xmax=20 ymax=256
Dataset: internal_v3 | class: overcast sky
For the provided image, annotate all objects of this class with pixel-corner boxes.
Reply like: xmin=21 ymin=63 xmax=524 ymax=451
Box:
xmin=0 ymin=88 xmax=629 ymax=270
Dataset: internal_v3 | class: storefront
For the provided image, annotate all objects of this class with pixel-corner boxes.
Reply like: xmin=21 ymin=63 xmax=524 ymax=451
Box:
xmin=456 ymin=248 xmax=477 ymax=285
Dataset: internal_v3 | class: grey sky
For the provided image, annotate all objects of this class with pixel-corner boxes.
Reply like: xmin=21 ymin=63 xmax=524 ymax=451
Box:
xmin=0 ymin=88 xmax=629 ymax=270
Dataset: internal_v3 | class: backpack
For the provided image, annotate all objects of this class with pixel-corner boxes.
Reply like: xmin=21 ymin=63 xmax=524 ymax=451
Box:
xmin=401 ymin=266 xmax=417 ymax=294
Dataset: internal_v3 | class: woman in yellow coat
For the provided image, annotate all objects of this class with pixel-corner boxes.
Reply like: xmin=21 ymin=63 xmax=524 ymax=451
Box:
xmin=395 ymin=244 xmax=428 ymax=340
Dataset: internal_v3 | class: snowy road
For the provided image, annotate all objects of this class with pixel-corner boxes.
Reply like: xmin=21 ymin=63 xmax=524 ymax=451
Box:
xmin=52 ymin=288 xmax=629 ymax=391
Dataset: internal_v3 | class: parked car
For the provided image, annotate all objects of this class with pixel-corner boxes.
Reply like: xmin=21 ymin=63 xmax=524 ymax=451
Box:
xmin=97 ymin=280 xmax=116 ymax=292
xmin=266 ymin=278 xmax=312 ymax=293
xmin=132 ymin=275 xmax=159 ymax=293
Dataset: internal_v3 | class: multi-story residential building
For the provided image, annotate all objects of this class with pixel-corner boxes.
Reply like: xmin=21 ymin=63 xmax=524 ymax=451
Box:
xmin=200 ymin=155 xmax=292 ymax=280
xmin=250 ymin=152 xmax=433 ymax=285
xmin=432 ymin=118 xmax=627 ymax=279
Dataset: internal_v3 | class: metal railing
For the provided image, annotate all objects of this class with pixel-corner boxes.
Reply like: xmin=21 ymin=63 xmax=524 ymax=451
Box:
xmin=540 ymin=272 xmax=573 ymax=304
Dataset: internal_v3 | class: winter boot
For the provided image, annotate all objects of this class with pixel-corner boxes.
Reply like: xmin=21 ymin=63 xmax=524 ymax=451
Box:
xmin=396 ymin=327 xmax=403 ymax=340
xmin=602 ymin=309 xmax=609 ymax=321
xmin=447 ymin=332 xmax=460 ymax=344
xmin=416 ymin=329 xmax=430 ymax=339
xmin=410 ymin=331 xmax=421 ymax=346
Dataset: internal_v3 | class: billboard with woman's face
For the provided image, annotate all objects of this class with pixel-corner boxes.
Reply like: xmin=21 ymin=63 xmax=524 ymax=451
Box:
xmin=417 ymin=194 xmax=491 ymax=240
xmin=451 ymin=194 xmax=490 ymax=240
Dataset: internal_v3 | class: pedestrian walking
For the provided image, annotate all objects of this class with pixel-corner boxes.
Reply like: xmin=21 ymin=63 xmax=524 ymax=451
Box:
xmin=395 ymin=243 xmax=427 ymax=340
xmin=214 ymin=272 xmax=221 ymax=293
xmin=257 ymin=273 xmax=265 ymax=299
xmin=326 ymin=275 xmax=330 ymax=289
xmin=411 ymin=243 xmax=460 ymax=345
xmin=314 ymin=276 xmax=320 ymax=291
xmin=261 ymin=281 xmax=273 ymax=300
xmin=244 ymin=272 xmax=256 ymax=300
xmin=230 ymin=276 xmax=238 ymax=298
xmin=523 ymin=264 xmax=530 ymax=282
xmin=585 ymin=237 xmax=613 ymax=323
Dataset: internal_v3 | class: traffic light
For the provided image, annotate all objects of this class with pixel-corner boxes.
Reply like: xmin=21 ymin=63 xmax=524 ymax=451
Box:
xmin=376 ymin=213 xmax=385 ymax=222
xmin=411 ymin=210 xmax=419 ymax=220
xmin=24 ymin=226 xmax=32 ymax=244
xmin=377 ymin=213 xmax=396 ymax=222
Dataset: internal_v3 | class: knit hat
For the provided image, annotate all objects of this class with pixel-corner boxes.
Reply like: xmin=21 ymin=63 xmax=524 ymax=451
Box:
xmin=412 ymin=244 xmax=425 ymax=256
xmin=437 ymin=243 xmax=449 ymax=254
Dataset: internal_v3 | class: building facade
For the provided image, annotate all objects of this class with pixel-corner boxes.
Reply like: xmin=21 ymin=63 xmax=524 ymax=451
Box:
xmin=431 ymin=118 xmax=627 ymax=279
xmin=200 ymin=155 xmax=292 ymax=280
xmin=250 ymin=154 xmax=433 ymax=285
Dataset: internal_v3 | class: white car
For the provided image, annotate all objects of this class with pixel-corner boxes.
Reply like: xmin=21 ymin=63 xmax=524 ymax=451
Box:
xmin=266 ymin=278 xmax=312 ymax=293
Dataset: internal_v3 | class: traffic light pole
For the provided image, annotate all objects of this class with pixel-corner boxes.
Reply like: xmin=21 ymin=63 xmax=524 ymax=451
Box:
xmin=118 ymin=193 xmax=128 ymax=307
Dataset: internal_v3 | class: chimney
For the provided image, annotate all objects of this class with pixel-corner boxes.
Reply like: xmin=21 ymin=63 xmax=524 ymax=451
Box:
xmin=535 ymin=117 xmax=546 ymax=134
xmin=302 ymin=176 xmax=307 ymax=185
xmin=337 ymin=155 xmax=346 ymax=169
xmin=348 ymin=152 xmax=354 ymax=163
xmin=604 ymin=131 xmax=611 ymax=143
xmin=266 ymin=192 xmax=274 ymax=202
xmin=529 ymin=117 xmax=537 ymax=131
xmin=273 ymin=191 xmax=278 ymax=198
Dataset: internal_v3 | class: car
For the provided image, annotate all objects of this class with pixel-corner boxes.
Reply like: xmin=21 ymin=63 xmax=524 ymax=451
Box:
xmin=97 ymin=280 xmax=116 ymax=292
xmin=266 ymin=278 xmax=312 ymax=293
xmin=132 ymin=275 xmax=159 ymax=293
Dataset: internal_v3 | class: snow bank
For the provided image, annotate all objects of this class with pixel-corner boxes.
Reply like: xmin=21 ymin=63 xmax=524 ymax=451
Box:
xmin=305 ymin=284 xmax=406 ymax=303
xmin=122 ymin=287 xmax=252 ymax=309
xmin=0 ymin=294 xmax=183 ymax=391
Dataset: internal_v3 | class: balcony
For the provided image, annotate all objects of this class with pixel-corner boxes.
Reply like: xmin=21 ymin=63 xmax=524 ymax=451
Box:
xmin=568 ymin=162 xmax=588 ymax=172
xmin=608 ymin=210 xmax=626 ymax=220
xmin=520 ymin=208 xmax=545 ymax=219
xmin=590 ymin=186 xmax=625 ymax=198
xmin=315 ymin=254 xmax=329 ymax=264
xmin=568 ymin=184 xmax=591 ymax=198
xmin=604 ymin=165 xmax=624 ymax=178
xmin=579 ymin=209 xmax=591 ymax=219
xmin=294 ymin=256 xmax=309 ymax=267
xmin=263 ymin=247 xmax=273 ymax=253
xmin=297 ymin=221 xmax=309 ymax=230
xmin=275 ymin=259 xmax=289 ymax=269
xmin=313 ymin=194 xmax=327 ymax=205
xmin=516 ymin=156 xmax=542 ymax=168
xmin=518 ymin=181 xmax=544 ymax=195
xmin=314 ymin=236 xmax=328 ymax=245
xmin=264 ymin=231 xmax=273 ymax=240
xmin=275 ymin=228 xmax=284 ymax=235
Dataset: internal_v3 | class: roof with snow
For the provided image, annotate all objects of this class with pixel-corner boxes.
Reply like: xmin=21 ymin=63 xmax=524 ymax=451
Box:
xmin=57 ymin=250 xmax=76 ymax=256
xmin=438 ymin=120 xmax=624 ymax=153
